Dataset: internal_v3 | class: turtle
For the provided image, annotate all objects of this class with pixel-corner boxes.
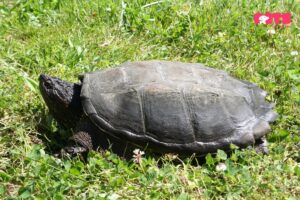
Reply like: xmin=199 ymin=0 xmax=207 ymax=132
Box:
xmin=39 ymin=60 xmax=278 ymax=157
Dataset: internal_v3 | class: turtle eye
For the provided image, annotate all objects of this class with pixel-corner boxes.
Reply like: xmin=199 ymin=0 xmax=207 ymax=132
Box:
xmin=44 ymin=81 xmax=52 ymax=89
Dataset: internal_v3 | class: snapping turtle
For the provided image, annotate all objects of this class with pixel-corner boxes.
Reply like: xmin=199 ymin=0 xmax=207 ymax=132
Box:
xmin=39 ymin=60 xmax=277 ymax=157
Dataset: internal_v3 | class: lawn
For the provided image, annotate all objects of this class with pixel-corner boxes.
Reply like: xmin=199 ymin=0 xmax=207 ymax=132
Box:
xmin=0 ymin=0 xmax=299 ymax=199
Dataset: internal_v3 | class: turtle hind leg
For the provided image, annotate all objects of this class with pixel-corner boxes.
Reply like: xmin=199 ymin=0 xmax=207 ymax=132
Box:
xmin=254 ymin=136 xmax=269 ymax=155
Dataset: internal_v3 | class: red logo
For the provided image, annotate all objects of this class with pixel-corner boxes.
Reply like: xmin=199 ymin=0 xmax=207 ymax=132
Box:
xmin=254 ymin=13 xmax=291 ymax=27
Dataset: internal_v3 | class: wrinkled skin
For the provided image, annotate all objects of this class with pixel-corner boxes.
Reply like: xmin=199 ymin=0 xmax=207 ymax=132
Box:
xmin=39 ymin=74 xmax=83 ymax=129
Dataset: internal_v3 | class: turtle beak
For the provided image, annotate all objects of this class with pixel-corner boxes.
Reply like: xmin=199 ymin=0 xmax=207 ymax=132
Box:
xmin=39 ymin=74 xmax=50 ymax=83
xmin=39 ymin=74 xmax=70 ymax=107
xmin=39 ymin=74 xmax=53 ymax=91
xmin=39 ymin=74 xmax=46 ymax=80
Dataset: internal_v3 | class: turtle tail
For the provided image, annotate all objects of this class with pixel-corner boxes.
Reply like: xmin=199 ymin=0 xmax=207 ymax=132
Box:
xmin=252 ymin=106 xmax=277 ymax=139
xmin=250 ymin=85 xmax=278 ymax=122
xmin=242 ymin=81 xmax=278 ymax=139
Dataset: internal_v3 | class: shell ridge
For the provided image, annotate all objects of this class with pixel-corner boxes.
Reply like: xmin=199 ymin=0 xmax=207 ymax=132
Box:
xmin=120 ymin=67 xmax=128 ymax=83
xmin=137 ymin=88 xmax=146 ymax=134
xmin=180 ymin=87 xmax=196 ymax=142
xmin=81 ymin=74 xmax=97 ymax=115
xmin=156 ymin=62 xmax=165 ymax=81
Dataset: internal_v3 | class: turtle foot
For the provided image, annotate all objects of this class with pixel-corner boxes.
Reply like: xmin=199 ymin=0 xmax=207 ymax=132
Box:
xmin=58 ymin=146 xmax=88 ymax=161
xmin=64 ymin=146 xmax=88 ymax=155
xmin=255 ymin=137 xmax=269 ymax=155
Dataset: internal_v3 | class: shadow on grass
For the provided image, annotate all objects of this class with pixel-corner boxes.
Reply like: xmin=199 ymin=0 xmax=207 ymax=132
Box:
xmin=35 ymin=109 xmax=71 ymax=154
xmin=35 ymin=109 xmax=142 ymax=160
xmin=35 ymin=108 xmax=209 ymax=165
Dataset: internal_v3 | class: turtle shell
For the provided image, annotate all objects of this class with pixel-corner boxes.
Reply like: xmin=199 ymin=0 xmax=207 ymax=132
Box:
xmin=80 ymin=60 xmax=277 ymax=154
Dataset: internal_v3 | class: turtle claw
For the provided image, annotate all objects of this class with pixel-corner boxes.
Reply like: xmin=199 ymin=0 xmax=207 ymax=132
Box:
xmin=64 ymin=146 xmax=87 ymax=154
xmin=60 ymin=146 xmax=88 ymax=158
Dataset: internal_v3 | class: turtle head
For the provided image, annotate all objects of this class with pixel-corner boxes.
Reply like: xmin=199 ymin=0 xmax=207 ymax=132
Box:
xmin=39 ymin=74 xmax=83 ymax=129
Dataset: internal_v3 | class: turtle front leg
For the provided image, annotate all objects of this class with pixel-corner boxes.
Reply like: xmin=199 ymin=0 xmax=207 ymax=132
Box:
xmin=62 ymin=131 xmax=93 ymax=157
xmin=60 ymin=117 xmax=136 ymax=159
xmin=60 ymin=117 xmax=118 ymax=158
xmin=60 ymin=118 xmax=97 ymax=158
xmin=254 ymin=136 xmax=269 ymax=155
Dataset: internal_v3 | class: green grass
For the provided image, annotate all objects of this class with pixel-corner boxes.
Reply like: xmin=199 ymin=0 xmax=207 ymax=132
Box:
xmin=0 ymin=0 xmax=300 ymax=199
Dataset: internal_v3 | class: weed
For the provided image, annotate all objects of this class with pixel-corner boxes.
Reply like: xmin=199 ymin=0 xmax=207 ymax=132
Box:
xmin=0 ymin=0 xmax=299 ymax=199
